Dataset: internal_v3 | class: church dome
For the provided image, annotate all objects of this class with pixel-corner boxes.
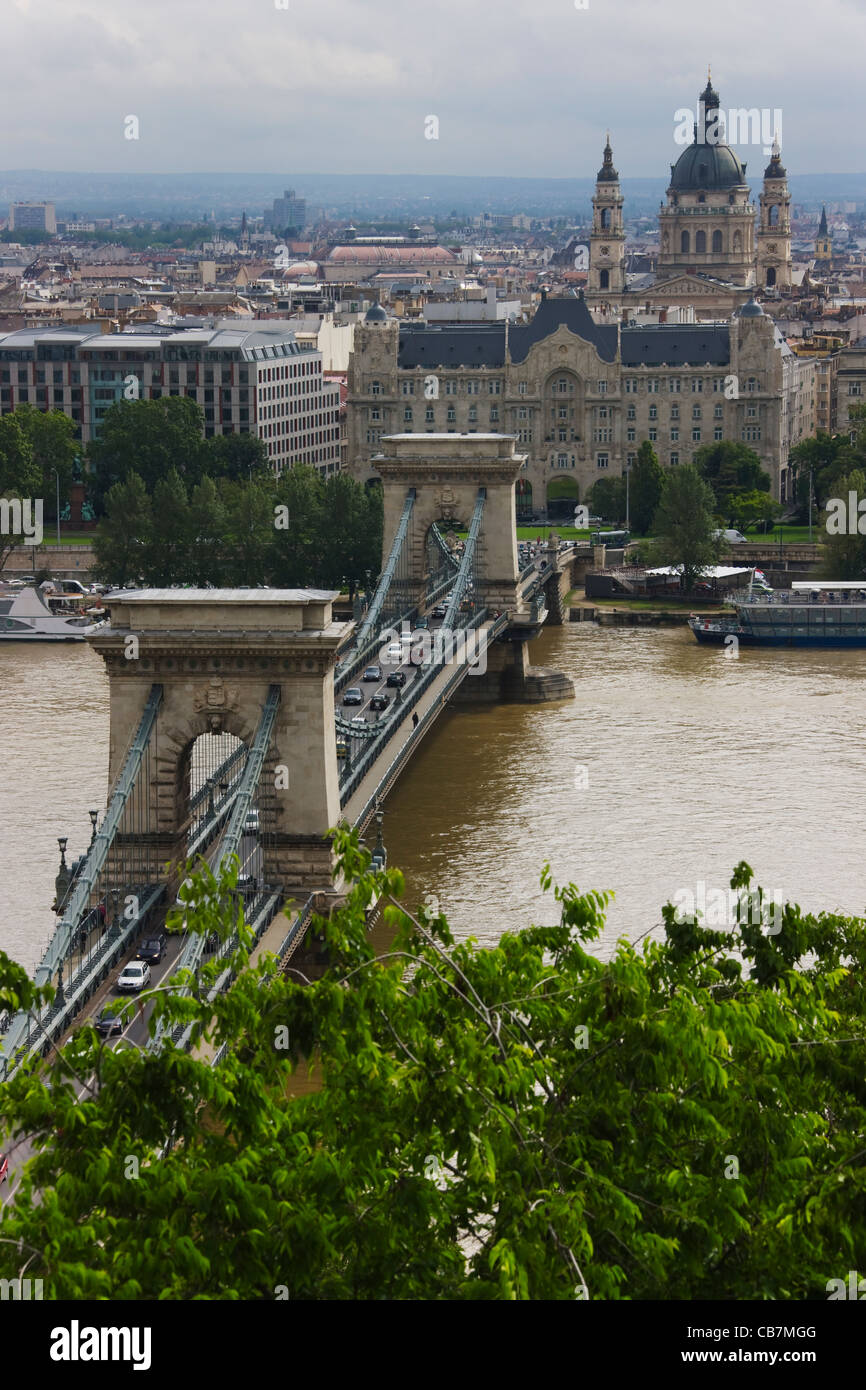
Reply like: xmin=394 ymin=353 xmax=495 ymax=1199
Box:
xmin=364 ymin=302 xmax=388 ymax=322
xmin=669 ymin=77 xmax=747 ymax=191
xmin=670 ymin=142 xmax=746 ymax=192
xmin=736 ymin=297 xmax=765 ymax=317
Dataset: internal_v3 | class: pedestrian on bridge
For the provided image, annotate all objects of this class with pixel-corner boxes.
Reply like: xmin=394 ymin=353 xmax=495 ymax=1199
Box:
xmin=412 ymin=712 xmax=419 ymax=729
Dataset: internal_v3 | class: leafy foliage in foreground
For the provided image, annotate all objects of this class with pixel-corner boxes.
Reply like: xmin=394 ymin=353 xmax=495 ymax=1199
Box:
xmin=1 ymin=837 xmax=865 ymax=1300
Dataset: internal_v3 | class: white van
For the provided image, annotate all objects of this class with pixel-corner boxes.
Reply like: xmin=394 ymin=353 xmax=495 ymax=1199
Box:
xmin=713 ymin=529 xmax=748 ymax=544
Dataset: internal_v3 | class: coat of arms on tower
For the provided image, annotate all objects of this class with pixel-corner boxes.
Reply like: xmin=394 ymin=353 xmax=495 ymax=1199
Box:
xmin=435 ymin=485 xmax=458 ymax=521
xmin=194 ymin=678 xmax=239 ymax=733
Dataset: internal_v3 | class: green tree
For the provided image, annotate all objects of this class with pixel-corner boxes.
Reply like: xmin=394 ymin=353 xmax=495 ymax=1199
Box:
xmin=0 ymin=414 xmax=41 ymax=570
xmin=138 ymin=470 xmax=191 ymax=584
xmin=694 ymin=440 xmax=770 ymax=517
xmin=820 ymin=468 xmax=866 ymax=579
xmin=270 ymin=464 xmax=327 ymax=587
xmin=206 ymin=432 xmax=272 ymax=484
xmin=187 ymin=474 xmax=227 ymax=585
xmin=319 ymin=472 xmax=383 ymax=597
xmin=629 ymin=441 xmax=665 ymax=535
xmin=650 ymin=463 xmax=720 ymax=591
xmin=789 ymin=432 xmax=854 ymax=517
xmin=2 ymin=837 xmax=866 ymax=1299
xmin=588 ymin=475 xmax=626 ymax=525
xmin=220 ymin=477 xmax=279 ymax=586
xmin=11 ymin=404 xmax=78 ymax=521
xmin=726 ymin=488 xmax=782 ymax=534
xmin=87 ymin=397 xmax=208 ymax=512
xmin=91 ymin=472 xmax=151 ymax=587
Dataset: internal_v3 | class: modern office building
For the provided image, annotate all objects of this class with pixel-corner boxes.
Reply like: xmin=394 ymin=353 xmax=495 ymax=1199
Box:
xmin=0 ymin=322 xmax=341 ymax=475
xmin=10 ymin=202 xmax=57 ymax=234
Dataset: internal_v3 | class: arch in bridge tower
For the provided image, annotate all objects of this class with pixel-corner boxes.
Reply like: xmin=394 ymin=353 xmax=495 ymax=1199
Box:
xmin=372 ymin=433 xmax=527 ymax=615
xmin=515 ymin=477 xmax=533 ymax=519
xmin=88 ymin=589 xmax=353 ymax=896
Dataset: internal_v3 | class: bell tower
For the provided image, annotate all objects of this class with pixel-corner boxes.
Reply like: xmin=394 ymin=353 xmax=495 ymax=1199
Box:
xmin=756 ymin=137 xmax=792 ymax=290
xmin=815 ymin=206 xmax=833 ymax=264
xmin=588 ymin=135 xmax=625 ymax=300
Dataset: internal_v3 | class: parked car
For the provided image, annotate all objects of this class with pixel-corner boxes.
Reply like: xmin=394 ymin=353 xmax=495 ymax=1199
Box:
xmin=116 ymin=960 xmax=151 ymax=994
xmin=342 ymin=687 xmax=363 ymax=706
xmin=94 ymin=1005 xmax=125 ymax=1038
xmin=386 ymin=670 xmax=407 ymax=688
xmin=370 ymin=692 xmax=391 ymax=711
xmin=136 ymin=933 xmax=166 ymax=964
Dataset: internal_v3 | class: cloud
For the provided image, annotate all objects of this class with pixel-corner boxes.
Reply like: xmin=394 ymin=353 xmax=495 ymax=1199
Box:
xmin=1 ymin=0 xmax=863 ymax=176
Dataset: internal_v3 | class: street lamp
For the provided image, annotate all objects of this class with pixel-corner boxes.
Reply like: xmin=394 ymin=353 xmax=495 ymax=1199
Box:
xmin=88 ymin=809 xmax=98 ymax=846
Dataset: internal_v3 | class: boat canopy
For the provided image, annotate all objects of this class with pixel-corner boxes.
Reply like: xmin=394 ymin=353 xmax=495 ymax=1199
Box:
xmin=790 ymin=581 xmax=866 ymax=590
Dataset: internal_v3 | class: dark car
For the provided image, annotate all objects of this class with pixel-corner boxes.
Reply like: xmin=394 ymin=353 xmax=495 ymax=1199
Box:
xmin=370 ymin=692 xmax=391 ymax=711
xmin=362 ymin=665 xmax=382 ymax=682
xmin=342 ymin=687 xmax=363 ymax=705
xmin=137 ymin=933 xmax=166 ymax=964
xmin=94 ymin=1005 xmax=124 ymax=1038
xmin=414 ymin=616 xmax=428 ymax=630
xmin=432 ymin=604 xmax=447 ymax=618
xmin=386 ymin=670 xmax=407 ymax=688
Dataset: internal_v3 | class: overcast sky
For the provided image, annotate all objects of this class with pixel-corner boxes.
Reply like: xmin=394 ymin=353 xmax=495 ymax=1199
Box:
xmin=4 ymin=0 xmax=864 ymax=178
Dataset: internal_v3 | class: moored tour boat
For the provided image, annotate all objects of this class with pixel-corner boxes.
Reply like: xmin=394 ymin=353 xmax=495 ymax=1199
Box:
xmin=0 ymin=585 xmax=107 ymax=642
xmin=690 ymin=582 xmax=866 ymax=648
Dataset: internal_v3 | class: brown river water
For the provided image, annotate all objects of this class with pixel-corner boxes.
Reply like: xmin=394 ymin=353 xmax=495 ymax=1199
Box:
xmin=1 ymin=623 xmax=864 ymax=974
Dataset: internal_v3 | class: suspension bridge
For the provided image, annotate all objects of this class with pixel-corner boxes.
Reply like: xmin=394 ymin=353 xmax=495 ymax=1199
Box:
xmin=0 ymin=433 xmax=591 ymax=1082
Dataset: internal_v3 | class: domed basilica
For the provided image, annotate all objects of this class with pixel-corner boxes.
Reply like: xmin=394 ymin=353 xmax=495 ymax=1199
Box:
xmin=587 ymin=73 xmax=792 ymax=317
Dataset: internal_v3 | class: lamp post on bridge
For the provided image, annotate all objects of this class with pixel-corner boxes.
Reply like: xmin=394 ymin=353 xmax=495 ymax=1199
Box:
xmin=89 ymin=809 xmax=98 ymax=848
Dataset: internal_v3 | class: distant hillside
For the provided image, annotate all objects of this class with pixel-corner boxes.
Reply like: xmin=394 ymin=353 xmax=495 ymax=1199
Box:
xmin=1 ymin=169 xmax=865 ymax=222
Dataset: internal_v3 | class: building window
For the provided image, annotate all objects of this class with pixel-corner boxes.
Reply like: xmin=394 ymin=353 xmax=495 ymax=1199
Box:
xmin=692 ymin=428 xmax=701 ymax=442
xmin=597 ymin=380 xmax=607 ymax=394
xmin=647 ymin=379 xmax=659 ymax=394
xmin=670 ymin=428 xmax=679 ymax=441
xmin=425 ymin=407 xmax=435 ymax=422
xmin=447 ymin=406 xmax=456 ymax=422
xmin=712 ymin=229 xmax=723 ymax=253
xmin=518 ymin=381 xmax=528 ymax=394
xmin=627 ymin=405 xmax=636 ymax=421
xmin=400 ymin=380 xmax=415 ymax=396
xmin=712 ymin=377 xmax=725 ymax=392
xmin=714 ymin=427 xmax=723 ymax=440
xmin=627 ymin=452 xmax=636 ymax=467
xmin=670 ymin=452 xmax=679 ymax=465
xmin=714 ymin=404 xmax=723 ymax=419
xmin=466 ymin=380 xmax=479 ymax=395
xmin=627 ymin=427 xmax=636 ymax=442
xmin=848 ymin=383 xmax=863 ymax=397
xmin=490 ymin=406 xmax=499 ymax=422
xmin=370 ymin=408 xmax=381 ymax=421
xmin=558 ymin=406 xmax=568 ymax=419
xmin=747 ymin=377 xmax=759 ymax=392
xmin=691 ymin=379 xmax=703 ymax=393
xmin=404 ymin=407 xmax=413 ymax=422
xmin=596 ymin=453 xmax=609 ymax=469
xmin=488 ymin=379 xmax=501 ymax=394
xmin=518 ymin=406 xmax=528 ymax=419
xmin=594 ymin=428 xmax=612 ymax=442
xmin=746 ymin=405 xmax=757 ymax=418
xmin=625 ymin=378 xmax=638 ymax=394
xmin=743 ymin=425 xmax=761 ymax=441
xmin=649 ymin=428 xmax=658 ymax=441
xmin=692 ymin=406 xmax=702 ymax=420
xmin=468 ymin=406 xmax=477 ymax=422
xmin=649 ymin=405 xmax=658 ymax=419
xmin=445 ymin=380 xmax=457 ymax=396
xmin=598 ymin=405 xmax=608 ymax=419
xmin=667 ymin=378 xmax=680 ymax=393
xmin=670 ymin=404 xmax=680 ymax=420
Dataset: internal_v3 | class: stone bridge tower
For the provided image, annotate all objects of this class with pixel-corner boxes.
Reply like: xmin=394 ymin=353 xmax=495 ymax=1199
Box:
xmin=89 ymin=589 xmax=352 ymax=894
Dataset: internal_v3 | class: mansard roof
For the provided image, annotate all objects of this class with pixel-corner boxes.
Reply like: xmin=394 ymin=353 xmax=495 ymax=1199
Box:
xmin=621 ymin=323 xmax=730 ymax=366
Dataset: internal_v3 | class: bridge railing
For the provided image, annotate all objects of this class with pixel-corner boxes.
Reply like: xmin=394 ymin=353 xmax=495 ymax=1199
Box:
xmin=349 ymin=611 xmax=508 ymax=831
xmin=339 ymin=608 xmax=498 ymax=808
